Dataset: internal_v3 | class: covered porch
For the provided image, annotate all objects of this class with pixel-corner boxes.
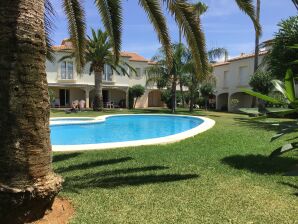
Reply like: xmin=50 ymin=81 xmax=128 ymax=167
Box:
xmin=49 ymin=84 xmax=129 ymax=109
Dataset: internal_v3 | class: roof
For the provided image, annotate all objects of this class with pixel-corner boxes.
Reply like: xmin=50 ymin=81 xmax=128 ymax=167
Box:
xmin=52 ymin=40 xmax=150 ymax=62
xmin=120 ymin=52 xmax=149 ymax=62
xmin=212 ymin=51 xmax=268 ymax=67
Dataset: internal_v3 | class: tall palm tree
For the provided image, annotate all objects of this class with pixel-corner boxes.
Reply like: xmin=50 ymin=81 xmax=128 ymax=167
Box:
xmin=185 ymin=47 xmax=227 ymax=112
xmin=86 ymin=29 xmax=132 ymax=111
xmin=0 ymin=0 xmax=260 ymax=222
xmin=254 ymin=0 xmax=261 ymax=72
xmin=147 ymin=43 xmax=188 ymax=113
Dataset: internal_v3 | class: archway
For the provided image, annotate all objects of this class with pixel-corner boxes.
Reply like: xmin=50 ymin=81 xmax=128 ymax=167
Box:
xmin=229 ymin=92 xmax=253 ymax=112
xmin=216 ymin=93 xmax=229 ymax=111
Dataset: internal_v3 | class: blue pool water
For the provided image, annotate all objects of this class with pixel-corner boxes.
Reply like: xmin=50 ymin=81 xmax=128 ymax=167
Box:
xmin=50 ymin=115 xmax=203 ymax=145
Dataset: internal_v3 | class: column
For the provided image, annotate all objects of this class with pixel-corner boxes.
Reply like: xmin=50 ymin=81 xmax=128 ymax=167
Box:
xmin=125 ymin=88 xmax=129 ymax=108
xmin=85 ymin=88 xmax=90 ymax=108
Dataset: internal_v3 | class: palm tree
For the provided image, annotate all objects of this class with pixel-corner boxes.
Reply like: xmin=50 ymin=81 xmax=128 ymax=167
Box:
xmin=86 ymin=29 xmax=132 ymax=111
xmin=254 ymin=0 xmax=261 ymax=72
xmin=0 ymin=0 xmax=260 ymax=222
xmin=147 ymin=43 xmax=188 ymax=113
xmin=292 ymin=0 xmax=298 ymax=10
xmin=184 ymin=47 xmax=227 ymax=112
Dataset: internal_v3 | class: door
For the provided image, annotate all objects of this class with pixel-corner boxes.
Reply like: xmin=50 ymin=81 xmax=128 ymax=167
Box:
xmin=59 ymin=89 xmax=70 ymax=107
xmin=103 ymin=90 xmax=109 ymax=103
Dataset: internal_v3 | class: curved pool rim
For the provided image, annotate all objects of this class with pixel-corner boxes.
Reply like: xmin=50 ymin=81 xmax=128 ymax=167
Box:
xmin=50 ymin=114 xmax=215 ymax=152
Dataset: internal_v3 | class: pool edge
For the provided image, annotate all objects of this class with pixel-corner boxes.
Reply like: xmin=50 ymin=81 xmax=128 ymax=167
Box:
xmin=51 ymin=114 xmax=215 ymax=152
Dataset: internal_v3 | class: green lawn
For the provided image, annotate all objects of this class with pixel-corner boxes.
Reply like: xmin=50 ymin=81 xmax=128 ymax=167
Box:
xmin=52 ymin=109 xmax=298 ymax=224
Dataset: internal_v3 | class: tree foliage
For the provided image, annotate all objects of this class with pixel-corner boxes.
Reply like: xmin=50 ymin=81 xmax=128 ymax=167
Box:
xmin=249 ymin=71 xmax=273 ymax=94
xmin=266 ymin=16 xmax=298 ymax=79
xmin=130 ymin=85 xmax=145 ymax=108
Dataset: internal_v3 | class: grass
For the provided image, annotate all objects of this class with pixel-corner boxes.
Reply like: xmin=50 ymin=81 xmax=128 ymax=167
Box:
xmin=51 ymin=108 xmax=298 ymax=224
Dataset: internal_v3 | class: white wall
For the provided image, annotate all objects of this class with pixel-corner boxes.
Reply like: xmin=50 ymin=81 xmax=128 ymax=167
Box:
xmin=46 ymin=51 xmax=150 ymax=88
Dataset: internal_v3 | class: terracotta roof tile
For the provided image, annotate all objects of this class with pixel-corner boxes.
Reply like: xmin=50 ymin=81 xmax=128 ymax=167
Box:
xmin=52 ymin=40 xmax=150 ymax=62
xmin=120 ymin=52 xmax=149 ymax=62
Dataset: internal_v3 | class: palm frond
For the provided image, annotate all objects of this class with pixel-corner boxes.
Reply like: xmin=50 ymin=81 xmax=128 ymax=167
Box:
xmin=62 ymin=0 xmax=86 ymax=72
xmin=165 ymin=1 xmax=208 ymax=79
xmin=45 ymin=0 xmax=55 ymax=62
xmin=192 ymin=1 xmax=208 ymax=16
xmin=292 ymin=0 xmax=298 ymax=10
xmin=139 ymin=0 xmax=173 ymax=67
xmin=208 ymin=48 xmax=228 ymax=62
xmin=234 ymin=0 xmax=262 ymax=36
xmin=95 ymin=0 xmax=122 ymax=63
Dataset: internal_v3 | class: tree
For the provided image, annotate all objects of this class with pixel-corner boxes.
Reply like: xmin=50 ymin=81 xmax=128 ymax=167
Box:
xmin=85 ymin=29 xmax=131 ymax=111
xmin=0 ymin=0 xmax=260 ymax=222
xmin=0 ymin=1 xmax=63 ymax=223
xmin=184 ymin=47 xmax=227 ymax=112
xmin=254 ymin=0 xmax=261 ymax=72
xmin=147 ymin=43 xmax=188 ymax=113
xmin=292 ymin=0 xmax=298 ymax=10
xmin=130 ymin=85 xmax=145 ymax=108
xmin=200 ymin=82 xmax=216 ymax=110
xmin=266 ymin=16 xmax=298 ymax=79
xmin=249 ymin=71 xmax=273 ymax=94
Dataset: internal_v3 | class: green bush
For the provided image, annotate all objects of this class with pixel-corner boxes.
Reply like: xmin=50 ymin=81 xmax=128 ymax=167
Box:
xmin=129 ymin=85 xmax=145 ymax=108
xmin=249 ymin=71 xmax=273 ymax=94
xmin=161 ymin=89 xmax=182 ymax=109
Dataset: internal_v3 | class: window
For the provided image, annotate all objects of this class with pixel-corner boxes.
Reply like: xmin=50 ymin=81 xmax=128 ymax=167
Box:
xmin=223 ymin=71 xmax=228 ymax=88
xmin=103 ymin=64 xmax=113 ymax=81
xmin=60 ymin=61 xmax=74 ymax=79
xmin=239 ymin=66 xmax=248 ymax=86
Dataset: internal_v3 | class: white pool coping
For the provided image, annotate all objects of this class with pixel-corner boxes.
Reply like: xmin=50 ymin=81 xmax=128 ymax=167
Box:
xmin=50 ymin=114 xmax=215 ymax=152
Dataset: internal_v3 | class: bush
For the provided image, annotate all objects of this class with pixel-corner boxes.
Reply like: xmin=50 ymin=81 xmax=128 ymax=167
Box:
xmin=161 ymin=89 xmax=182 ymax=109
xmin=129 ymin=85 xmax=145 ymax=108
xmin=249 ymin=71 xmax=273 ymax=94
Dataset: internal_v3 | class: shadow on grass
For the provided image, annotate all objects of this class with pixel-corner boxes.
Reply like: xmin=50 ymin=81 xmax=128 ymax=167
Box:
xmin=279 ymin=182 xmax=298 ymax=196
xmin=55 ymin=157 xmax=133 ymax=173
xmin=64 ymin=172 xmax=198 ymax=190
xmin=53 ymin=152 xmax=82 ymax=162
xmin=61 ymin=165 xmax=198 ymax=190
xmin=234 ymin=117 xmax=298 ymax=133
xmin=221 ymin=154 xmax=298 ymax=175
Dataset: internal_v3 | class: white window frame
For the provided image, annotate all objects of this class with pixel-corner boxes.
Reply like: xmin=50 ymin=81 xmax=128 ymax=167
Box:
xmin=60 ymin=61 xmax=74 ymax=80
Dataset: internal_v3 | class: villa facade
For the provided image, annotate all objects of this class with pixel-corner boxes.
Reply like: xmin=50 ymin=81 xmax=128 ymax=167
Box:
xmin=46 ymin=40 xmax=163 ymax=109
xmin=212 ymin=51 xmax=268 ymax=112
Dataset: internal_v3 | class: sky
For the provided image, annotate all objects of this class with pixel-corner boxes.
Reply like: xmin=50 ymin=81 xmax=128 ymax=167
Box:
xmin=51 ymin=0 xmax=297 ymax=59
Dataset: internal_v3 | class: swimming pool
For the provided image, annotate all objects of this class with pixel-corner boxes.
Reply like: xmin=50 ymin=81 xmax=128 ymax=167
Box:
xmin=50 ymin=114 xmax=215 ymax=151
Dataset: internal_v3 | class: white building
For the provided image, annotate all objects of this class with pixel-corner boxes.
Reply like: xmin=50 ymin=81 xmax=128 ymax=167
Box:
xmin=46 ymin=40 xmax=163 ymax=109
xmin=213 ymin=51 xmax=268 ymax=112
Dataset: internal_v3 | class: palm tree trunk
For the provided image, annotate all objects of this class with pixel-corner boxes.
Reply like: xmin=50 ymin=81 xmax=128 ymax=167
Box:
xmin=180 ymin=80 xmax=185 ymax=107
xmin=93 ymin=65 xmax=104 ymax=111
xmin=252 ymin=0 xmax=261 ymax=108
xmin=253 ymin=0 xmax=261 ymax=72
xmin=189 ymin=89 xmax=194 ymax=112
xmin=171 ymin=75 xmax=177 ymax=113
xmin=0 ymin=1 xmax=62 ymax=223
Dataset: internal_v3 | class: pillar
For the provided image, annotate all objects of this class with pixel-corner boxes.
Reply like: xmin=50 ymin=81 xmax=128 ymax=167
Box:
xmin=85 ymin=88 xmax=90 ymax=108
xmin=125 ymin=88 xmax=129 ymax=108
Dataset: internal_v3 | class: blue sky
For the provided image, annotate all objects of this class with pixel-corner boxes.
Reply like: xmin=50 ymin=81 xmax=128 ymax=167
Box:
xmin=51 ymin=0 xmax=297 ymax=59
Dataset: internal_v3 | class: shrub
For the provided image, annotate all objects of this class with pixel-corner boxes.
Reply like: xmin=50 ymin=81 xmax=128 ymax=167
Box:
xmin=129 ymin=85 xmax=145 ymax=108
xmin=161 ymin=89 xmax=182 ymax=109
xmin=249 ymin=71 xmax=273 ymax=94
